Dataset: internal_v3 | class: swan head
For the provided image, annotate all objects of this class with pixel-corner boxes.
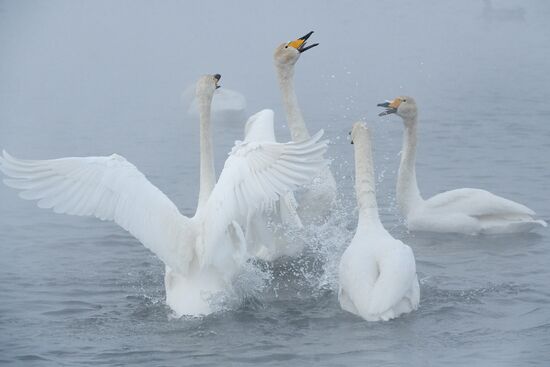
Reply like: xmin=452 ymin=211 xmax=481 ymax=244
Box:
xmin=274 ymin=31 xmax=319 ymax=67
xmin=195 ymin=74 xmax=221 ymax=99
xmin=377 ymin=96 xmax=417 ymax=123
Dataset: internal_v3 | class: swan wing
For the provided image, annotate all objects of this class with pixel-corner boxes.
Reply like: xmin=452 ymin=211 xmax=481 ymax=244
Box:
xmin=279 ymin=192 xmax=303 ymax=228
xmin=0 ymin=151 xmax=194 ymax=274
xmin=367 ymin=243 xmax=417 ymax=316
xmin=197 ymin=130 xmax=328 ymax=266
xmin=424 ymin=188 xmax=536 ymax=217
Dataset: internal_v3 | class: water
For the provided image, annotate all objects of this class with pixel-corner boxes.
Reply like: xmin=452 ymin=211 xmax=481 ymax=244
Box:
xmin=1 ymin=1 xmax=550 ymax=366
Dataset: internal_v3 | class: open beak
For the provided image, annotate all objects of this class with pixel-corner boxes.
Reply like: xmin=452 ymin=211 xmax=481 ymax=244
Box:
xmin=377 ymin=99 xmax=400 ymax=116
xmin=214 ymin=73 xmax=221 ymax=89
xmin=287 ymin=31 xmax=319 ymax=53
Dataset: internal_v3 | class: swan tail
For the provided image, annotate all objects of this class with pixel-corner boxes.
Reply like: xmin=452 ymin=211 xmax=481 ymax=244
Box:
xmin=367 ymin=245 xmax=418 ymax=317
xmin=479 ymin=216 xmax=547 ymax=234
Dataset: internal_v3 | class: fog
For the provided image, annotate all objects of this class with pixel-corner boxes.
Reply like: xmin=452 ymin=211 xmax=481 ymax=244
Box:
xmin=2 ymin=0 xmax=549 ymax=211
xmin=1 ymin=1 xmax=548 ymax=209
xmin=2 ymin=1 xmax=549 ymax=134
xmin=1 ymin=2 xmax=550 ymax=365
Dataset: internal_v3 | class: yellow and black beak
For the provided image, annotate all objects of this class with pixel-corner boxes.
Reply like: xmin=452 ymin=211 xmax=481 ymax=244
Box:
xmin=287 ymin=31 xmax=319 ymax=53
xmin=377 ymin=99 xmax=401 ymax=116
xmin=214 ymin=73 xmax=221 ymax=89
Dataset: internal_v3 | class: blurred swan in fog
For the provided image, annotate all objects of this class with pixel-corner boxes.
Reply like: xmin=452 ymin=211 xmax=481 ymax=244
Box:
xmin=184 ymin=82 xmax=247 ymax=123
xmin=339 ymin=123 xmax=419 ymax=322
xmin=378 ymin=96 xmax=546 ymax=235
xmin=274 ymin=31 xmax=337 ymax=223
xmin=0 ymin=74 xmax=328 ymax=317
xmin=482 ymin=0 xmax=525 ymax=23
xmin=241 ymin=110 xmax=306 ymax=261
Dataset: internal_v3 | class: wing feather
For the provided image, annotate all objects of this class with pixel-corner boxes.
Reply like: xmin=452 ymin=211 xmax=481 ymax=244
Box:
xmin=425 ymin=188 xmax=536 ymax=217
xmin=368 ymin=243 xmax=418 ymax=316
xmin=197 ymin=131 xmax=328 ymax=266
xmin=1 ymin=151 xmax=194 ymax=274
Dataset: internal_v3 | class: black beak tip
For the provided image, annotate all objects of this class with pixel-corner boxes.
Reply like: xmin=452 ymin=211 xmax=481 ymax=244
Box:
xmin=299 ymin=42 xmax=319 ymax=53
xmin=377 ymin=102 xmax=389 ymax=107
xmin=300 ymin=31 xmax=314 ymax=40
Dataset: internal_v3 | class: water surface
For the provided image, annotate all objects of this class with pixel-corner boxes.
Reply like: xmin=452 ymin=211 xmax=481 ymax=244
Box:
xmin=1 ymin=1 xmax=549 ymax=366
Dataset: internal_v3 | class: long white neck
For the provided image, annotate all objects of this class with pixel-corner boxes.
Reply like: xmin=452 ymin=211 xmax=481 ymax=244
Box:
xmin=397 ymin=117 xmax=424 ymax=217
xmin=275 ymin=64 xmax=310 ymax=141
xmin=354 ymin=129 xmax=382 ymax=228
xmin=197 ymin=93 xmax=215 ymax=211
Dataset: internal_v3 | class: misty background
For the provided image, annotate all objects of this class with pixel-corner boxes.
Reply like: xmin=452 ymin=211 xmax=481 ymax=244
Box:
xmin=1 ymin=1 xmax=549 ymax=366
xmin=2 ymin=1 xmax=549 ymax=217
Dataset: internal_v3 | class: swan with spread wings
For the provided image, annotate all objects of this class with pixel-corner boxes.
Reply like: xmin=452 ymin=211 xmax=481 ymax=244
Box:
xmin=0 ymin=75 xmax=328 ymax=316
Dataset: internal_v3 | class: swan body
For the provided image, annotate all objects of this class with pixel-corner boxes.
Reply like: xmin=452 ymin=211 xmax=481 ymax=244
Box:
xmin=338 ymin=123 xmax=419 ymax=321
xmin=378 ymin=96 xmax=547 ymax=235
xmin=241 ymin=109 xmax=305 ymax=261
xmin=0 ymin=75 xmax=329 ymax=317
xmin=274 ymin=31 xmax=337 ymax=223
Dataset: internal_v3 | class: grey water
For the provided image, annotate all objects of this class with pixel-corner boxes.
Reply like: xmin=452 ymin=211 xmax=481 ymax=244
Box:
xmin=1 ymin=1 xmax=549 ymax=366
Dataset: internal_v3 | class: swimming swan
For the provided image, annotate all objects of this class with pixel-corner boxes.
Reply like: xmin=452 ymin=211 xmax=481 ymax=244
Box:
xmin=338 ymin=122 xmax=419 ymax=321
xmin=0 ymin=75 xmax=328 ymax=317
xmin=378 ymin=96 xmax=547 ymax=235
xmin=274 ymin=31 xmax=337 ymax=223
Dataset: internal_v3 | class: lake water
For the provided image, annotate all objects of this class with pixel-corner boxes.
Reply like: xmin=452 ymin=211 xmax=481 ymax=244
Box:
xmin=1 ymin=1 xmax=549 ymax=366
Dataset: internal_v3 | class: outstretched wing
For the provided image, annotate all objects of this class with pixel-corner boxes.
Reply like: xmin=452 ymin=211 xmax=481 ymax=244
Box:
xmin=197 ymin=130 xmax=328 ymax=266
xmin=0 ymin=151 xmax=194 ymax=274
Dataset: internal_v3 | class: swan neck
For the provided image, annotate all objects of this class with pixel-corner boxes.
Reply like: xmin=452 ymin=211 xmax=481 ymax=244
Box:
xmin=397 ymin=117 xmax=423 ymax=216
xmin=197 ymin=93 xmax=215 ymax=210
xmin=354 ymin=134 xmax=381 ymax=227
xmin=275 ymin=64 xmax=310 ymax=141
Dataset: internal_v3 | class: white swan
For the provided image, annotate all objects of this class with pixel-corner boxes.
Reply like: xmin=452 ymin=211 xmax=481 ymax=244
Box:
xmin=274 ymin=31 xmax=337 ymax=223
xmin=0 ymin=75 xmax=329 ymax=317
xmin=378 ymin=96 xmax=547 ymax=235
xmin=240 ymin=109 xmax=305 ymax=261
xmin=338 ymin=122 xmax=419 ymax=322
xmin=163 ymin=73 xmax=218 ymax=315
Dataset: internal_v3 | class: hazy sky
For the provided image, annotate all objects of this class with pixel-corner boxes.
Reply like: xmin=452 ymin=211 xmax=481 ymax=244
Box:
xmin=2 ymin=0 xmax=549 ymax=128
xmin=1 ymin=0 xmax=549 ymax=202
